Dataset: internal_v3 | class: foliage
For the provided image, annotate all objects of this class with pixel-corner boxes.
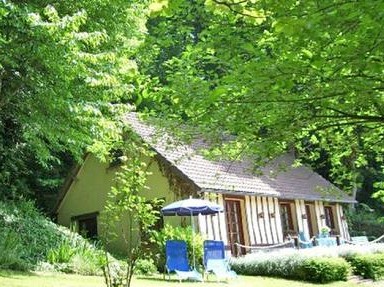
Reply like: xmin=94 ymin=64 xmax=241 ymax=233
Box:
xmin=299 ymin=257 xmax=350 ymax=283
xmin=134 ymin=258 xmax=157 ymax=275
xmin=100 ymin=134 xmax=162 ymax=287
xmin=320 ymin=225 xmax=331 ymax=236
xmin=0 ymin=200 xmax=66 ymax=264
xmin=346 ymin=204 xmax=384 ymax=239
xmin=231 ymin=250 xmax=350 ymax=283
xmin=0 ymin=0 xmax=148 ymax=200
xmin=151 ymin=224 xmax=204 ymax=272
xmin=68 ymin=251 xmax=104 ymax=276
xmin=47 ymin=240 xmax=76 ymax=264
xmin=139 ymin=0 xmax=384 ymax=200
xmin=345 ymin=253 xmax=384 ymax=281
xmin=231 ymin=250 xmax=308 ymax=278
xmin=0 ymin=199 xmax=104 ymax=275
xmin=0 ymin=228 xmax=28 ymax=271
xmin=46 ymin=237 xmax=104 ymax=275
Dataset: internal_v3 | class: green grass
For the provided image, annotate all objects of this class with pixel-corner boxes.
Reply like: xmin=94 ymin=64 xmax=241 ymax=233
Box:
xmin=1 ymin=270 xmax=384 ymax=287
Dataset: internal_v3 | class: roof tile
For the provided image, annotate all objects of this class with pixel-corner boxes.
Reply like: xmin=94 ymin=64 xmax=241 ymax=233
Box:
xmin=126 ymin=113 xmax=356 ymax=203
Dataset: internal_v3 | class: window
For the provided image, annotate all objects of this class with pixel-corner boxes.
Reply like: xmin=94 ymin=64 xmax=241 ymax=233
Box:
xmin=109 ymin=148 xmax=123 ymax=168
xmin=324 ymin=206 xmax=335 ymax=229
xmin=280 ymin=203 xmax=294 ymax=236
xmin=72 ymin=212 xmax=99 ymax=240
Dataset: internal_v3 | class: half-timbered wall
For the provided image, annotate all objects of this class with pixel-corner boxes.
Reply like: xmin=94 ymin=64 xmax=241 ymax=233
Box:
xmin=294 ymin=200 xmax=350 ymax=240
xmin=198 ymin=193 xmax=228 ymax=243
xmin=335 ymin=203 xmax=350 ymax=240
xmin=197 ymin=192 xmax=351 ymax=253
xmin=244 ymin=196 xmax=284 ymax=245
xmin=314 ymin=201 xmax=326 ymax=232
xmin=198 ymin=194 xmax=285 ymax=246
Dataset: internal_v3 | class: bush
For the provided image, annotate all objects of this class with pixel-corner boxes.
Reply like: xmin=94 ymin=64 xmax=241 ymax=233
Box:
xmin=47 ymin=240 xmax=75 ymax=264
xmin=299 ymin=257 xmax=350 ymax=283
xmin=151 ymin=224 xmax=204 ymax=272
xmin=231 ymin=251 xmax=351 ymax=283
xmin=47 ymin=237 xmax=104 ymax=275
xmin=69 ymin=251 xmax=104 ymax=276
xmin=134 ymin=258 xmax=157 ymax=275
xmin=346 ymin=204 xmax=384 ymax=240
xmin=230 ymin=251 xmax=307 ymax=278
xmin=345 ymin=253 xmax=384 ymax=280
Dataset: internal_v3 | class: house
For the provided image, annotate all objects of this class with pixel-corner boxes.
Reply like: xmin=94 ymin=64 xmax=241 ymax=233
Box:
xmin=54 ymin=113 xmax=355 ymax=255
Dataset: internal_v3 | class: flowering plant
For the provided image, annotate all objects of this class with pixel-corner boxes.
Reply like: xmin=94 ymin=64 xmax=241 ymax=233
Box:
xmin=320 ymin=226 xmax=331 ymax=235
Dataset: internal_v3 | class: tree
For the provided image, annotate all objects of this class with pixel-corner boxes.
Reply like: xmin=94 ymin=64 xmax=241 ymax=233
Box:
xmin=138 ymin=0 xmax=384 ymax=198
xmin=100 ymin=131 xmax=161 ymax=287
xmin=0 ymin=1 xmax=148 ymax=200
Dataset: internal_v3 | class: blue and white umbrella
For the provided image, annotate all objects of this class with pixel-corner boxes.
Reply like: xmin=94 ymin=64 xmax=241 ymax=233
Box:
xmin=161 ymin=197 xmax=223 ymax=216
xmin=161 ymin=196 xmax=223 ymax=268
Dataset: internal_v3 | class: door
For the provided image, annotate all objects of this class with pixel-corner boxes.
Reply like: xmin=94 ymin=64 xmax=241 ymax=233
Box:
xmin=324 ymin=205 xmax=336 ymax=233
xmin=225 ymin=199 xmax=246 ymax=256
xmin=279 ymin=202 xmax=294 ymax=237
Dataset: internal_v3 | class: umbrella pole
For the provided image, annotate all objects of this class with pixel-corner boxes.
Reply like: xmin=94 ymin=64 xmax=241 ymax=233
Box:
xmin=191 ymin=211 xmax=196 ymax=270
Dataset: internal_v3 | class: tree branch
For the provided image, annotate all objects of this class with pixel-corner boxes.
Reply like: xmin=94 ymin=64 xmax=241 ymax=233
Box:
xmin=212 ymin=0 xmax=266 ymax=19
xmin=314 ymin=120 xmax=379 ymax=131
xmin=220 ymin=92 xmax=347 ymax=105
xmin=317 ymin=107 xmax=384 ymax=123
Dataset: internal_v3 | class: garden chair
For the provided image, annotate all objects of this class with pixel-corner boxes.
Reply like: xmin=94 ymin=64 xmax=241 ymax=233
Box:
xmin=298 ymin=232 xmax=314 ymax=249
xmin=351 ymin=236 xmax=369 ymax=245
xmin=164 ymin=240 xmax=203 ymax=282
xmin=203 ymin=240 xmax=237 ymax=281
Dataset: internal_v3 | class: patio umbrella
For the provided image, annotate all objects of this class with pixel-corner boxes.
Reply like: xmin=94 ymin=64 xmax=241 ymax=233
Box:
xmin=161 ymin=196 xmax=223 ymax=269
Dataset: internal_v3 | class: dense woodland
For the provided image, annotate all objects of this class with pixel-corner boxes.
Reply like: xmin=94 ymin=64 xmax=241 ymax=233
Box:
xmin=0 ymin=0 xmax=383 ymax=222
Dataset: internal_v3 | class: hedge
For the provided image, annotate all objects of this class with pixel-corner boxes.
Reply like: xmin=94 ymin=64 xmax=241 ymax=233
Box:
xmin=231 ymin=252 xmax=351 ymax=283
xmin=345 ymin=253 xmax=384 ymax=280
xmin=299 ymin=257 xmax=350 ymax=283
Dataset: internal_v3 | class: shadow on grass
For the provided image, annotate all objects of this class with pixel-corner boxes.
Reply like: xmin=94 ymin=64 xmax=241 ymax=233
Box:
xmin=136 ymin=275 xmax=188 ymax=283
xmin=0 ymin=269 xmax=35 ymax=278
xmin=136 ymin=275 xmax=226 ymax=284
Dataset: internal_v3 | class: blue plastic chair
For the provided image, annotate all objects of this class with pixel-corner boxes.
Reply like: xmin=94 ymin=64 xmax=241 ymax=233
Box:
xmin=203 ymin=240 xmax=237 ymax=281
xmin=165 ymin=240 xmax=202 ymax=282
xmin=298 ymin=232 xmax=314 ymax=249
xmin=203 ymin=240 xmax=225 ymax=267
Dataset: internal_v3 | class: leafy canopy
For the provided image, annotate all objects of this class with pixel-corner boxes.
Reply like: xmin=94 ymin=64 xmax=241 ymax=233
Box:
xmin=138 ymin=0 xmax=384 ymax=197
xmin=0 ymin=0 xmax=148 ymax=198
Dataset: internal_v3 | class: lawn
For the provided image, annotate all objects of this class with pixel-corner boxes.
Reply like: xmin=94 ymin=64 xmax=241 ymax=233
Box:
xmin=1 ymin=270 xmax=384 ymax=287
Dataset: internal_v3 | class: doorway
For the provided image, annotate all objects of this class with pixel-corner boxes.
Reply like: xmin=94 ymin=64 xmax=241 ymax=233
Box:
xmin=225 ymin=198 xmax=246 ymax=256
xmin=305 ymin=203 xmax=316 ymax=238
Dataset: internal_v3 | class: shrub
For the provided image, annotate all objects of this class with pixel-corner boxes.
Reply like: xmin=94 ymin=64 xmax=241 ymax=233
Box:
xmin=47 ymin=240 xmax=75 ymax=264
xmin=299 ymin=257 xmax=350 ymax=283
xmin=346 ymin=204 xmax=384 ymax=240
xmin=231 ymin=250 xmax=351 ymax=283
xmin=345 ymin=253 xmax=384 ymax=280
xmin=134 ymin=258 xmax=157 ymax=275
xmin=47 ymin=237 xmax=104 ymax=275
xmin=230 ymin=251 xmax=308 ymax=278
xmin=69 ymin=251 xmax=104 ymax=276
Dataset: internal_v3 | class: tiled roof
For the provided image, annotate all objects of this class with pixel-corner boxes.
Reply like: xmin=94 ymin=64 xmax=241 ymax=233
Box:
xmin=126 ymin=113 xmax=356 ymax=203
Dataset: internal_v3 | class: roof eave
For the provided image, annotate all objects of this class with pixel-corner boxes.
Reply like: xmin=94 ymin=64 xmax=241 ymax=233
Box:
xmin=200 ymin=188 xmax=357 ymax=204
